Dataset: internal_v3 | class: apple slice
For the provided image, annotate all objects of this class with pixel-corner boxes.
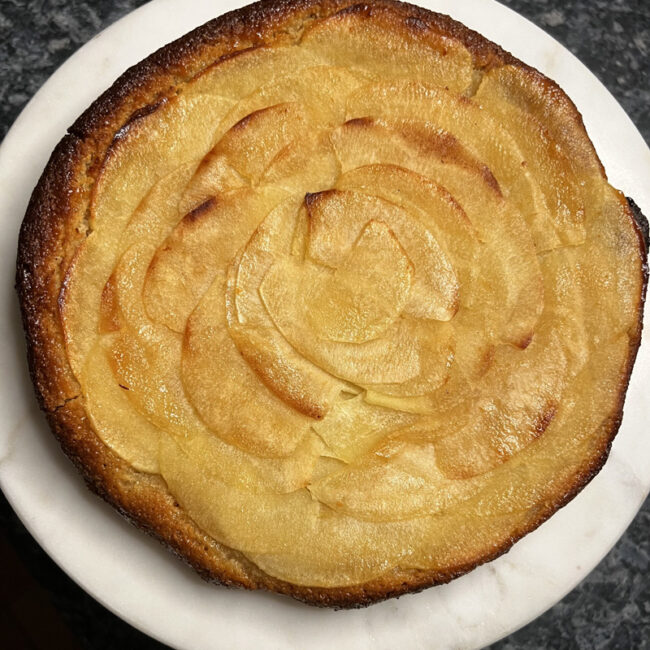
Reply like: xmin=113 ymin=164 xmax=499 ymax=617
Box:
xmin=258 ymin=128 xmax=340 ymax=195
xmin=261 ymin=257 xmax=421 ymax=385
xmin=475 ymin=64 xmax=604 ymax=178
xmin=309 ymin=220 xmax=414 ymax=342
xmin=99 ymin=237 xmax=328 ymax=483
xmin=169 ymin=424 xmax=323 ymax=495
xmin=198 ymin=103 xmax=310 ymax=185
xmin=330 ymin=120 xmax=544 ymax=350
xmin=308 ymin=438 xmax=487 ymax=521
xmin=177 ymin=154 xmax=244 ymax=216
xmin=575 ymin=187 xmax=646 ymax=342
xmin=306 ymin=189 xmax=458 ymax=321
xmin=336 ymin=164 xmax=477 ymax=250
xmin=102 ymin=241 xmax=312 ymax=460
xmin=179 ymin=101 xmax=339 ymax=213
xmin=311 ymin=394 xmax=416 ymax=462
xmin=61 ymin=92 xmax=232 ymax=379
xmin=434 ymin=331 xmax=568 ymax=479
xmin=300 ymin=5 xmax=473 ymax=93
xmin=231 ymin=199 xmax=345 ymax=417
xmin=234 ymin=198 xmax=302 ymax=326
xmin=365 ymin=318 xmax=455 ymax=397
xmin=217 ymin=65 xmax=368 ymax=135
xmin=344 ymin=81 xmax=564 ymax=251
xmin=159 ymin=435 xmax=417 ymax=585
xmin=475 ymin=71 xmax=588 ymax=246
xmin=182 ymin=272 xmax=314 ymax=458
xmin=144 ymin=186 xmax=286 ymax=332
xmin=188 ymin=45 xmax=321 ymax=101
xmin=83 ymin=339 xmax=161 ymax=474
xmin=107 ymin=320 xmax=321 ymax=492
xmin=330 ymin=117 xmax=507 ymax=227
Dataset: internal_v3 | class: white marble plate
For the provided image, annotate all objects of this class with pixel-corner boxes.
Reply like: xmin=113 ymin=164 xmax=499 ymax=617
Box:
xmin=1 ymin=0 xmax=649 ymax=648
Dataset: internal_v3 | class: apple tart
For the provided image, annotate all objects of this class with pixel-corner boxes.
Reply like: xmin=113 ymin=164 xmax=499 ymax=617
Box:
xmin=16 ymin=0 xmax=647 ymax=607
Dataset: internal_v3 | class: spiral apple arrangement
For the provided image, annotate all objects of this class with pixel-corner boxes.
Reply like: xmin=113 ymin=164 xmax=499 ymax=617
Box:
xmin=52 ymin=5 xmax=644 ymax=588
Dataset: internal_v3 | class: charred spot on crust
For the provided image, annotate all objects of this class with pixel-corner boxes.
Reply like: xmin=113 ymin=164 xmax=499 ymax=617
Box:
xmin=404 ymin=15 xmax=428 ymax=32
xmin=335 ymin=3 xmax=374 ymax=19
xmin=627 ymin=196 xmax=649 ymax=250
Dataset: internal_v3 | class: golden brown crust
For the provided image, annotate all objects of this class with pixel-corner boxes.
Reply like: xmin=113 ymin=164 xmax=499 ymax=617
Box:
xmin=15 ymin=0 xmax=647 ymax=608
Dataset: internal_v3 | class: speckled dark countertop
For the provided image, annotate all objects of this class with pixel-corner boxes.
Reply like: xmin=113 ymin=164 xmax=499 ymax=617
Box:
xmin=0 ymin=1 xmax=648 ymax=648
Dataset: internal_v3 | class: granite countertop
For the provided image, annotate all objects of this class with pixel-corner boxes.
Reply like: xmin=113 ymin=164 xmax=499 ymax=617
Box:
xmin=0 ymin=1 xmax=648 ymax=648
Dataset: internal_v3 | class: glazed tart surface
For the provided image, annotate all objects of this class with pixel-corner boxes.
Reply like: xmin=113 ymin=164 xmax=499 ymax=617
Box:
xmin=16 ymin=0 xmax=647 ymax=607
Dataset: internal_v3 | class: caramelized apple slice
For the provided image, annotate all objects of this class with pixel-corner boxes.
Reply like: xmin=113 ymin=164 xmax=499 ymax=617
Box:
xmin=345 ymin=82 xmax=564 ymax=251
xmin=330 ymin=117 xmax=505 ymax=225
xmin=366 ymin=319 xmax=455 ymax=397
xmin=61 ymin=93 xmax=232 ymax=378
xmin=312 ymin=394 xmax=416 ymax=462
xmin=179 ymin=102 xmax=339 ymax=212
xmin=470 ymin=333 xmax=636 ymax=518
xmin=300 ymin=5 xmax=473 ymax=92
xmin=261 ymin=258 xmax=421 ymax=385
xmin=187 ymin=45 xmax=321 ymax=101
xmin=309 ymin=438 xmax=488 ymax=521
xmin=144 ymin=186 xmax=286 ymax=332
xmin=182 ymin=273 xmax=314 ymax=457
xmin=231 ymin=200 xmax=346 ymax=416
xmin=234 ymin=198 xmax=302 ymax=326
xmin=210 ymin=101 xmax=339 ymax=194
xmin=102 ymin=241 xmax=312 ymax=464
xmin=170 ymin=425 xmax=323 ymax=495
xmin=306 ymin=189 xmax=458 ymax=321
xmin=575 ymin=187 xmax=646 ymax=341
xmin=177 ymin=47 xmax=331 ymax=211
xmin=104 ymin=245 xmax=197 ymax=439
xmin=160 ymin=435 xmax=416 ymax=585
xmin=475 ymin=72 xmax=588 ymax=246
xmin=218 ymin=102 xmax=311 ymax=183
xmin=95 ymin=163 xmax=198 ymax=336
xmin=435 ymin=332 xmax=568 ymax=479
xmin=476 ymin=65 xmax=604 ymax=178
xmin=330 ymin=120 xmax=544 ymax=349
xmin=259 ymin=129 xmax=340 ymax=195
xmin=218 ymin=66 xmax=368 ymax=134
xmin=177 ymin=156 xmax=244 ymax=216
xmin=336 ymin=164 xmax=478 ymax=253
xmin=103 ymin=245 xmax=322 ymax=482
xmin=83 ymin=339 xmax=161 ymax=474
xmin=309 ymin=220 xmax=414 ymax=342
xmin=89 ymin=94 xmax=232 ymax=232
xmin=227 ymin=322 xmax=339 ymax=420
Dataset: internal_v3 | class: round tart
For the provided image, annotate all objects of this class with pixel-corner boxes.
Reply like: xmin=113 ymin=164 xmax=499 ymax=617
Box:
xmin=16 ymin=0 xmax=647 ymax=607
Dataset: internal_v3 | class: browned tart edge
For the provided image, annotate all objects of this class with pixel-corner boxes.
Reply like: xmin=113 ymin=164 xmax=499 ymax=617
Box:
xmin=15 ymin=0 xmax=648 ymax=608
